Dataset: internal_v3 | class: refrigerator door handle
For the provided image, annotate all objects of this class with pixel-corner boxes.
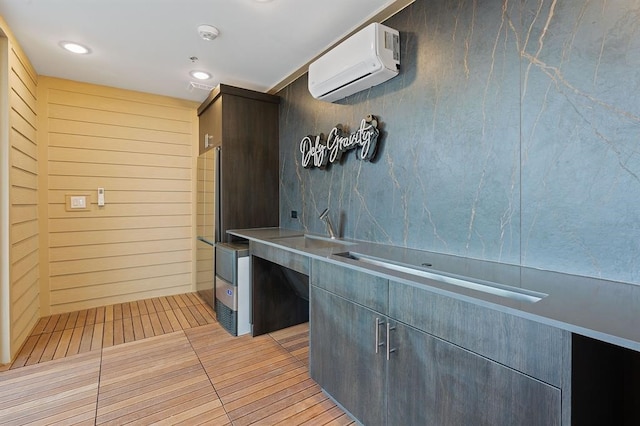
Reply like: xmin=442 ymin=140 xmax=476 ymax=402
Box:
xmin=215 ymin=146 xmax=222 ymax=243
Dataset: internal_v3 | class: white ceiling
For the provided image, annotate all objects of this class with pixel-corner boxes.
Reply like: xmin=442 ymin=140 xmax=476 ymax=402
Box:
xmin=0 ymin=0 xmax=408 ymax=103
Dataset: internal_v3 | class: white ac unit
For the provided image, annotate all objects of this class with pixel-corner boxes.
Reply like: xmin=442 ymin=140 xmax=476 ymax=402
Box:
xmin=308 ymin=22 xmax=400 ymax=103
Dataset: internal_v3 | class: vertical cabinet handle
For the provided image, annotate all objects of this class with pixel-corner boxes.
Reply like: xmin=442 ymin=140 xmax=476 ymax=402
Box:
xmin=375 ymin=317 xmax=385 ymax=354
xmin=386 ymin=322 xmax=396 ymax=360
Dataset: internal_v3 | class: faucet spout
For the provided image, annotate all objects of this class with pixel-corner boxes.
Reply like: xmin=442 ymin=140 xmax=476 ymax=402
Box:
xmin=319 ymin=208 xmax=337 ymax=239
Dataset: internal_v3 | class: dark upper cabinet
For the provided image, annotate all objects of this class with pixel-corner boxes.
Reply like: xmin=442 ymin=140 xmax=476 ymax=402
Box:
xmin=197 ymin=84 xmax=280 ymax=241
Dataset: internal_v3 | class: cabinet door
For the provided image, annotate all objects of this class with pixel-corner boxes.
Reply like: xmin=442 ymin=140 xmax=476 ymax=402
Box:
xmin=310 ymin=286 xmax=386 ymax=426
xmin=387 ymin=322 xmax=562 ymax=426
xmin=198 ymin=98 xmax=221 ymax=154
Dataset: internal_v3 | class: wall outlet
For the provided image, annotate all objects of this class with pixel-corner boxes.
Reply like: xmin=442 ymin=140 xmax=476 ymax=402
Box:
xmin=291 ymin=210 xmax=298 ymax=219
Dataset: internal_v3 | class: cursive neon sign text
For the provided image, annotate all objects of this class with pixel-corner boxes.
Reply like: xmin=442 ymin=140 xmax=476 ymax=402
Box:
xmin=300 ymin=115 xmax=380 ymax=169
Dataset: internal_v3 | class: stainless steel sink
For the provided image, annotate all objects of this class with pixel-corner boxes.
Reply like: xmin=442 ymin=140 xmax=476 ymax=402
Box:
xmin=271 ymin=234 xmax=357 ymax=250
xmin=334 ymin=251 xmax=547 ymax=303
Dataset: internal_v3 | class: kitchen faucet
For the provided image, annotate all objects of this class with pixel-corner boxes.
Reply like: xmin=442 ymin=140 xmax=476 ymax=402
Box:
xmin=319 ymin=208 xmax=337 ymax=239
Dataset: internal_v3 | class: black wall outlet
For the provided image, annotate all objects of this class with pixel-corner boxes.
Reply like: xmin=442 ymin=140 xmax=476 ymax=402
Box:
xmin=291 ymin=210 xmax=298 ymax=219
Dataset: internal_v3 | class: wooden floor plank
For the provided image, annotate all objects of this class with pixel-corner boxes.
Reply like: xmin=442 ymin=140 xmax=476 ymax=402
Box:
xmin=40 ymin=330 xmax=62 ymax=363
xmin=65 ymin=311 xmax=79 ymax=330
xmin=78 ymin=323 xmax=94 ymax=353
xmin=164 ymin=309 xmax=183 ymax=332
xmin=159 ymin=296 xmax=172 ymax=311
xmin=85 ymin=308 xmax=97 ymax=326
xmin=299 ymin=405 xmax=348 ymax=425
xmin=30 ymin=316 xmax=50 ymax=335
xmin=122 ymin=302 xmax=132 ymax=319
xmin=187 ymin=305 xmax=207 ymax=326
xmin=226 ymin=377 xmax=318 ymax=421
xmin=179 ymin=306 xmax=199 ymax=328
xmin=185 ymin=292 xmax=203 ymax=306
xmin=137 ymin=299 xmax=149 ymax=315
xmin=25 ymin=333 xmax=51 ymax=366
xmin=166 ymin=295 xmax=181 ymax=310
xmin=53 ymin=328 xmax=74 ymax=360
xmin=112 ymin=318 xmax=124 ymax=345
xmin=140 ymin=314 xmax=155 ymax=338
xmin=42 ymin=315 xmax=60 ymax=334
xmin=152 ymin=297 xmax=165 ymax=313
xmin=148 ymin=312 xmax=164 ymax=335
xmin=114 ymin=303 xmax=124 ymax=321
xmin=272 ymin=395 xmax=337 ymax=425
xmin=122 ymin=316 xmax=135 ymax=343
xmin=54 ymin=313 xmax=69 ymax=332
xmin=67 ymin=327 xmax=84 ymax=356
xmin=105 ymin=305 xmax=114 ymax=322
xmin=131 ymin=314 xmax=145 ymax=340
xmin=95 ymin=306 xmax=106 ymax=324
xmin=75 ymin=309 xmax=88 ymax=328
xmin=173 ymin=294 xmax=188 ymax=308
xmin=178 ymin=293 xmax=194 ymax=307
xmin=144 ymin=298 xmax=157 ymax=314
xmin=1 ymin=295 xmax=350 ymax=425
xmin=91 ymin=322 xmax=104 ymax=351
xmin=156 ymin=311 xmax=175 ymax=333
xmin=103 ymin=321 xmax=114 ymax=348
xmin=233 ymin=384 xmax=324 ymax=426
xmin=246 ymin=390 xmax=328 ymax=425
xmin=129 ymin=301 xmax=140 ymax=318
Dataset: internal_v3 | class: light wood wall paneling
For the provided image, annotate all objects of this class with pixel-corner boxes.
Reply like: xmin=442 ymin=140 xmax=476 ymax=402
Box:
xmin=49 ymin=227 xmax=191 ymax=247
xmin=49 ymin=215 xmax=192 ymax=233
xmin=49 ymin=189 xmax=191 ymax=205
xmin=49 ymin=133 xmax=192 ymax=157
xmin=49 ymin=245 xmax=191 ymax=276
xmin=47 ymin=86 xmax=194 ymax=121
xmin=38 ymin=77 xmax=198 ymax=315
xmin=47 ymin=119 xmax=192 ymax=145
xmin=50 ymin=262 xmax=192 ymax=291
xmin=49 ymin=238 xmax=192 ymax=262
xmin=1 ymin=17 xmax=40 ymax=364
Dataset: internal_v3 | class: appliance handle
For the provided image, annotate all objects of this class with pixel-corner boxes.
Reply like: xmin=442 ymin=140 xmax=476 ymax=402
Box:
xmin=215 ymin=146 xmax=222 ymax=243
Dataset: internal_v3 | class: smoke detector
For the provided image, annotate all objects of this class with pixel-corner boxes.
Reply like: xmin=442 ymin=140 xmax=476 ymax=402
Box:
xmin=198 ymin=25 xmax=220 ymax=41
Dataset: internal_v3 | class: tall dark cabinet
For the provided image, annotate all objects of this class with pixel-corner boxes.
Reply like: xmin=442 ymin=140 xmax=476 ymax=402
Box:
xmin=196 ymin=84 xmax=279 ymax=312
xmin=197 ymin=84 xmax=280 ymax=242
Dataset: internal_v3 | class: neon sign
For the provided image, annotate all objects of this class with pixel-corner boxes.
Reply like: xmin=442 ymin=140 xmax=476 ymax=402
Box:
xmin=299 ymin=115 xmax=380 ymax=169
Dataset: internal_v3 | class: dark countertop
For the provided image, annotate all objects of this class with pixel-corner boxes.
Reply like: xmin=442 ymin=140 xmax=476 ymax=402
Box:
xmin=228 ymin=227 xmax=640 ymax=352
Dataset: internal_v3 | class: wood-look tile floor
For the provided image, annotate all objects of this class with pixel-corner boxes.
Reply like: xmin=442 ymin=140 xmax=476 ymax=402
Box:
xmin=6 ymin=293 xmax=216 ymax=370
xmin=0 ymin=293 xmax=354 ymax=425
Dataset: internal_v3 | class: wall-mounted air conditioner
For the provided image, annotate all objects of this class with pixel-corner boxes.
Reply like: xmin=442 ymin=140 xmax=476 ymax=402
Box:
xmin=308 ymin=22 xmax=400 ymax=103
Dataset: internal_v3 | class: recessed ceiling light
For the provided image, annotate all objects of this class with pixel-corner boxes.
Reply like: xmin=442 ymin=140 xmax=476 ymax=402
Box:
xmin=59 ymin=41 xmax=91 ymax=54
xmin=190 ymin=70 xmax=212 ymax=80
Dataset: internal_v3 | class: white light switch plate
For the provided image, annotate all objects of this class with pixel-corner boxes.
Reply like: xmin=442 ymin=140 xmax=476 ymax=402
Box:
xmin=70 ymin=196 xmax=86 ymax=209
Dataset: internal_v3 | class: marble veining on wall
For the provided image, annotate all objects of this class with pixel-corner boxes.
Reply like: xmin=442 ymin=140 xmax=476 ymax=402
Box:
xmin=278 ymin=0 xmax=640 ymax=286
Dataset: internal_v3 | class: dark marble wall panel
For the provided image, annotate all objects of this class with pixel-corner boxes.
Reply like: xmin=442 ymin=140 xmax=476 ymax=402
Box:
xmin=520 ymin=0 xmax=640 ymax=282
xmin=278 ymin=0 xmax=640 ymax=285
